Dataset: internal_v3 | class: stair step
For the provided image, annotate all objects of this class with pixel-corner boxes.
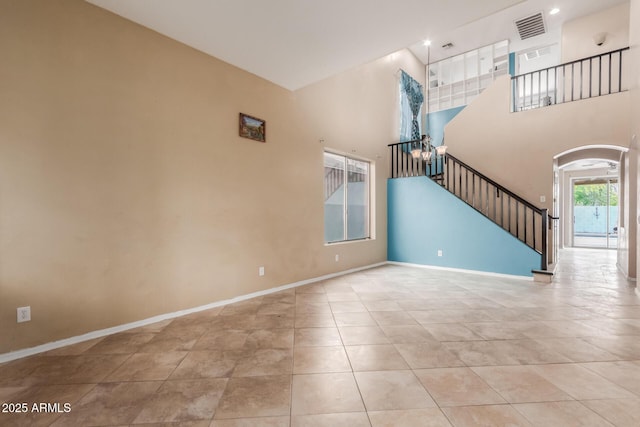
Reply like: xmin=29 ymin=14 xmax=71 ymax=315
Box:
xmin=532 ymin=268 xmax=554 ymax=284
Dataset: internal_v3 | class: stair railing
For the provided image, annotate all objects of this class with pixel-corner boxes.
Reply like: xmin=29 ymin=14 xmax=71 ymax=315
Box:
xmin=387 ymin=143 xmax=550 ymax=270
xmin=511 ymin=47 xmax=629 ymax=112
xmin=388 ymin=140 xmax=443 ymax=179
xmin=444 ymin=153 xmax=548 ymax=270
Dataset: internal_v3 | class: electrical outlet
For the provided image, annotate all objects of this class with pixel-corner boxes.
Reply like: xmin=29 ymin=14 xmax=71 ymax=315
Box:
xmin=258 ymin=266 xmax=265 ymax=276
xmin=17 ymin=306 xmax=31 ymax=323
xmin=437 ymin=250 xmax=443 ymax=257
xmin=335 ymin=254 xmax=339 ymax=262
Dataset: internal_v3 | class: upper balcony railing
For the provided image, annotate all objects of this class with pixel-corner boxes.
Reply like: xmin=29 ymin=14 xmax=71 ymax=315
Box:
xmin=511 ymin=47 xmax=629 ymax=112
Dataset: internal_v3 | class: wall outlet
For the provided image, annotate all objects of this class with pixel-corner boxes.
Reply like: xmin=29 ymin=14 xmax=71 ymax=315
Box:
xmin=258 ymin=266 xmax=265 ymax=276
xmin=17 ymin=306 xmax=31 ymax=323
xmin=437 ymin=250 xmax=443 ymax=257
xmin=540 ymin=195 xmax=546 ymax=203
xmin=335 ymin=254 xmax=339 ymax=262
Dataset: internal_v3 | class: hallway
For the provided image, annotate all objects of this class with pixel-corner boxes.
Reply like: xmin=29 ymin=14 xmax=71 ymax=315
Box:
xmin=554 ymin=247 xmax=633 ymax=288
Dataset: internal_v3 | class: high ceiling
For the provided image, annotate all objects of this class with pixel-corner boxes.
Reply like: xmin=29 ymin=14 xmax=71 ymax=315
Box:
xmin=86 ymin=0 xmax=627 ymax=90
xmin=409 ymin=0 xmax=628 ymax=65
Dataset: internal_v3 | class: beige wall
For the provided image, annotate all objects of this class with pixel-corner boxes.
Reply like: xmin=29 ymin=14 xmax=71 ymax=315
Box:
xmin=561 ymin=2 xmax=630 ymax=62
xmin=445 ymin=76 xmax=631 ymax=270
xmin=447 ymin=2 xmax=636 ymax=278
xmin=446 ymin=76 xmax=629 ymax=207
xmin=0 ymin=0 xmax=424 ymax=354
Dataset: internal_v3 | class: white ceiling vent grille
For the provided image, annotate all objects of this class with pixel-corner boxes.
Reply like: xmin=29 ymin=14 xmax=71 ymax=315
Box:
xmin=515 ymin=12 xmax=546 ymax=40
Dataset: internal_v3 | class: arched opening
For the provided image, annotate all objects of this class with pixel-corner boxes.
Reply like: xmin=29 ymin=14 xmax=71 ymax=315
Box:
xmin=553 ymin=145 xmax=628 ymax=274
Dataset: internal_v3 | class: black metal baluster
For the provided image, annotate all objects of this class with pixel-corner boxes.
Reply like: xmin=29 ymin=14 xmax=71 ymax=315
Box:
xmin=516 ymin=202 xmax=519 ymax=239
xmin=406 ymin=143 xmax=410 ymax=177
xmin=445 ymin=156 xmax=449 ymax=190
xmin=619 ymin=50 xmax=623 ymax=92
xmin=413 ymin=149 xmax=417 ymax=176
xmin=484 ymin=180 xmax=489 ymax=216
xmin=579 ymin=60 xmax=583 ymax=100
xmin=451 ymin=159 xmax=455 ymax=195
xmin=571 ymin=63 xmax=575 ymax=101
xmin=499 ymin=189 xmax=503 ymax=228
xmin=546 ymin=69 xmax=549 ymax=105
xmin=553 ymin=67 xmax=558 ymax=104
xmin=599 ymin=55 xmax=602 ymax=96
xmin=524 ymin=207 xmax=527 ymax=244
xmin=562 ymin=66 xmax=565 ymax=103
xmin=465 ymin=168 xmax=469 ymax=203
xmin=533 ymin=211 xmax=537 ymax=251
xmin=537 ymin=70 xmax=541 ymax=107
xmin=609 ymin=52 xmax=612 ymax=94
xmin=458 ymin=163 xmax=462 ymax=199
xmin=404 ymin=143 xmax=408 ymax=177
xmin=391 ymin=145 xmax=395 ymax=178
xmin=529 ymin=73 xmax=533 ymax=109
xmin=508 ymin=195 xmax=511 ymax=233
xmin=472 ymin=174 xmax=475 ymax=207
xmin=589 ymin=58 xmax=593 ymax=98
xmin=512 ymin=78 xmax=516 ymax=112
xmin=410 ymin=145 xmax=414 ymax=177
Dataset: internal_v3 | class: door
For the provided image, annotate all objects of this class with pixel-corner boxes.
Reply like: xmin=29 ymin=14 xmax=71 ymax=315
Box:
xmin=572 ymin=179 xmax=618 ymax=249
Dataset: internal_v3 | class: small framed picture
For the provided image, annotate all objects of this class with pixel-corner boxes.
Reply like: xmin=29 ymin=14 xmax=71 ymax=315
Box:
xmin=239 ymin=113 xmax=266 ymax=142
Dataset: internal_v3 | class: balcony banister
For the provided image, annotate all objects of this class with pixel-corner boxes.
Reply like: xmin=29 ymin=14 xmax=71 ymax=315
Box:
xmin=511 ymin=46 xmax=629 ymax=112
xmin=511 ymin=47 xmax=629 ymax=81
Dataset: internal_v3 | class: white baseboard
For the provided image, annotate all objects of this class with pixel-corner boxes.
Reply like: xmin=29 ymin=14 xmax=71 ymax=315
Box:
xmin=616 ymin=262 xmax=637 ymax=282
xmin=0 ymin=262 xmax=386 ymax=364
xmin=386 ymin=261 xmax=533 ymax=282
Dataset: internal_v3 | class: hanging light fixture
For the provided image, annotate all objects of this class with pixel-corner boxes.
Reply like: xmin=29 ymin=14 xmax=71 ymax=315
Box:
xmin=410 ymin=141 xmax=422 ymax=159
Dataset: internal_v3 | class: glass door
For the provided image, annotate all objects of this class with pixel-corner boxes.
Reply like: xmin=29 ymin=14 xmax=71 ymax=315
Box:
xmin=572 ymin=179 xmax=618 ymax=249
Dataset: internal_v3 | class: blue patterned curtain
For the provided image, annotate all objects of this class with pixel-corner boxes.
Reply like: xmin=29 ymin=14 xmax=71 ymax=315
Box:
xmin=400 ymin=70 xmax=424 ymax=141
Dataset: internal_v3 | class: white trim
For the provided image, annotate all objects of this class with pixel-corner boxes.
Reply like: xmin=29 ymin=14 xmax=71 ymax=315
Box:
xmin=554 ymin=145 xmax=629 ymax=158
xmin=0 ymin=262 xmax=386 ymax=364
xmin=323 ymin=147 xmax=372 ymax=164
xmin=386 ymin=261 xmax=533 ymax=281
xmin=617 ymin=262 xmax=637 ymax=281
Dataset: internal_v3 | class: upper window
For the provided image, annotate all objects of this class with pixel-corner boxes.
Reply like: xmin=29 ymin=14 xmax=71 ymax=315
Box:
xmin=324 ymin=152 xmax=370 ymax=243
xmin=428 ymin=40 xmax=509 ymax=112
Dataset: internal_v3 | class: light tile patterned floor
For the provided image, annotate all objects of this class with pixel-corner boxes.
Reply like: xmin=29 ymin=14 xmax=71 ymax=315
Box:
xmin=1 ymin=248 xmax=638 ymax=426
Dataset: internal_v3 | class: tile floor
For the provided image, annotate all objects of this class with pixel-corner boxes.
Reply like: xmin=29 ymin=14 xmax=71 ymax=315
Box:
xmin=1 ymin=248 xmax=639 ymax=426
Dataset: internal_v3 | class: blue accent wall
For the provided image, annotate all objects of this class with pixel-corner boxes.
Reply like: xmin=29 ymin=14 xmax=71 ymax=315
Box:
xmin=509 ymin=52 xmax=516 ymax=76
xmin=388 ymin=177 xmax=541 ymax=277
xmin=426 ymin=106 xmax=465 ymax=147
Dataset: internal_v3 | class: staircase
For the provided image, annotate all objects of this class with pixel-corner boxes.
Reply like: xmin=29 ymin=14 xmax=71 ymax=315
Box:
xmin=388 ymin=47 xmax=631 ymax=276
xmin=387 ymin=142 xmax=551 ymax=273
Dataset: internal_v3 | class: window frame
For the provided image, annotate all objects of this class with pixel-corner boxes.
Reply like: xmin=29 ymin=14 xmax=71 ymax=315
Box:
xmin=323 ymin=150 xmax=372 ymax=244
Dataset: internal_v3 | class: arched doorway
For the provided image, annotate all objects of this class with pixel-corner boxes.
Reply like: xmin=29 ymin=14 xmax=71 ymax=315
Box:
xmin=555 ymin=146 xmax=627 ymax=248
xmin=553 ymin=145 xmax=629 ymax=271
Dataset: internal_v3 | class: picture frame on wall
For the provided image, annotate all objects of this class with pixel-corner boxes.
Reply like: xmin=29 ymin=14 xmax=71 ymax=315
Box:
xmin=239 ymin=113 xmax=266 ymax=142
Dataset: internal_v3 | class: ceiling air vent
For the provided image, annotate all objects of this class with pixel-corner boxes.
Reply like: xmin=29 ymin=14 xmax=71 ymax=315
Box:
xmin=515 ymin=12 xmax=546 ymax=40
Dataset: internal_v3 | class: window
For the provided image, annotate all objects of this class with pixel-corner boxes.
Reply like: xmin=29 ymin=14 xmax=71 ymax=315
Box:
xmin=324 ymin=152 xmax=370 ymax=243
xmin=428 ymin=40 xmax=509 ymax=112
